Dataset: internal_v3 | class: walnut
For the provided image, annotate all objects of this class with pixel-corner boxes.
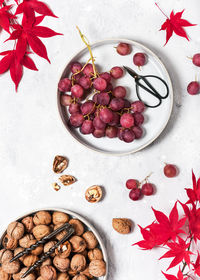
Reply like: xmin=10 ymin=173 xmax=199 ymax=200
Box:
xmin=112 ymin=218 xmax=132 ymax=234
xmin=19 ymin=234 xmax=34 ymax=248
xmin=41 ymin=258 xmax=52 ymax=267
xmin=57 ymin=272 xmax=70 ymax=280
xmin=85 ymin=186 xmax=102 ymax=203
xmin=55 ymin=241 xmax=71 ymax=258
xmin=69 ymin=236 xmax=86 ymax=253
xmin=88 ymin=248 xmax=103 ymax=261
xmin=28 ymin=240 xmax=44 ymax=255
xmin=52 ymin=212 xmax=69 ymax=225
xmin=40 ymin=265 xmax=57 ymax=280
xmin=53 ymin=256 xmax=70 ymax=272
xmin=33 ymin=225 xmax=51 ymax=240
xmin=53 ymin=223 xmax=67 ymax=240
xmin=70 ymin=254 xmax=86 ymax=272
xmin=0 ymin=267 xmax=11 ymax=280
xmin=80 ymin=267 xmax=94 ymax=279
xmin=23 ymin=254 xmax=38 ymax=267
xmin=2 ymin=234 xmax=18 ymax=250
xmin=0 ymin=249 xmax=13 ymax=263
xmin=7 ymin=222 xmax=24 ymax=240
xmin=33 ymin=211 xmax=52 ymax=226
xmin=2 ymin=259 xmax=20 ymax=274
xmin=89 ymin=260 xmax=106 ymax=277
xmin=13 ymin=267 xmax=36 ymax=280
xmin=72 ymin=275 xmax=88 ymax=280
xmin=53 ymin=155 xmax=68 ymax=173
xmin=82 ymin=231 xmax=98 ymax=249
xmin=22 ymin=216 xmax=34 ymax=233
xmin=69 ymin=219 xmax=84 ymax=236
xmin=14 ymin=247 xmax=25 ymax=262
xmin=59 ymin=175 xmax=76 ymax=186
xmin=44 ymin=241 xmax=57 ymax=257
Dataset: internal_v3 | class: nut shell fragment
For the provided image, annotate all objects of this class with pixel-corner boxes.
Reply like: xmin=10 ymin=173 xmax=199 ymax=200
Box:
xmin=85 ymin=186 xmax=102 ymax=203
xmin=112 ymin=218 xmax=132 ymax=234
xmin=53 ymin=156 xmax=68 ymax=173
xmin=59 ymin=175 xmax=76 ymax=186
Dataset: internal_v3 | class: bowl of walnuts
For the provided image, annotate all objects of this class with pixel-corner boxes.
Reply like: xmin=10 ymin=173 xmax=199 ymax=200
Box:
xmin=0 ymin=208 xmax=108 ymax=280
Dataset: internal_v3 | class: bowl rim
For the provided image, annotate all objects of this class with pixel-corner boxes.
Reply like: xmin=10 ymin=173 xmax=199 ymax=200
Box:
xmin=0 ymin=207 xmax=108 ymax=280
xmin=57 ymin=38 xmax=173 ymax=156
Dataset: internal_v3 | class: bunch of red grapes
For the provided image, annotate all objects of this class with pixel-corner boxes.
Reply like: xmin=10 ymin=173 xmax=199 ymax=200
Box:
xmin=187 ymin=53 xmax=200 ymax=95
xmin=58 ymin=54 xmax=146 ymax=143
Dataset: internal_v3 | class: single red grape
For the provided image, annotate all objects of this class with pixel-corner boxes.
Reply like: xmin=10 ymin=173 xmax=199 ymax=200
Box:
xmin=131 ymin=101 xmax=145 ymax=113
xmin=58 ymin=78 xmax=72 ymax=92
xmin=120 ymin=113 xmax=134 ymax=128
xmin=141 ymin=183 xmax=154 ymax=196
xmin=93 ymin=129 xmax=105 ymax=138
xmin=126 ymin=179 xmax=138 ymax=190
xmin=99 ymin=72 xmax=112 ymax=83
xmin=187 ymin=81 xmax=200 ymax=95
xmin=70 ymin=62 xmax=82 ymax=73
xmin=93 ymin=77 xmax=107 ymax=91
xmin=83 ymin=64 xmax=94 ymax=77
xmin=132 ymin=126 xmax=143 ymax=139
xmin=93 ymin=116 xmax=106 ymax=130
xmin=71 ymin=84 xmax=84 ymax=98
xmin=105 ymin=126 xmax=118 ymax=138
xmin=164 ymin=164 xmax=177 ymax=178
xmin=117 ymin=127 xmax=124 ymax=140
xmin=110 ymin=66 xmax=124 ymax=79
xmin=106 ymin=83 xmax=113 ymax=92
xmin=70 ymin=113 xmax=84 ymax=127
xmin=122 ymin=129 xmax=135 ymax=143
xmin=116 ymin=43 xmax=131 ymax=56
xmin=99 ymin=108 xmax=114 ymax=123
xmin=97 ymin=92 xmax=110 ymax=105
xmin=133 ymin=112 xmax=144 ymax=126
xmin=109 ymin=112 xmax=120 ymax=126
xmin=109 ymin=98 xmax=125 ymax=111
xmin=78 ymin=76 xmax=91 ymax=89
xmin=69 ymin=103 xmax=80 ymax=114
xmin=192 ymin=53 xmax=200 ymax=67
xmin=92 ymin=93 xmax=98 ymax=103
xmin=60 ymin=94 xmax=72 ymax=106
xmin=129 ymin=188 xmax=141 ymax=201
xmin=133 ymin=53 xmax=147 ymax=67
xmin=81 ymin=101 xmax=95 ymax=115
xmin=113 ymin=86 xmax=126 ymax=98
xmin=80 ymin=120 xmax=94 ymax=134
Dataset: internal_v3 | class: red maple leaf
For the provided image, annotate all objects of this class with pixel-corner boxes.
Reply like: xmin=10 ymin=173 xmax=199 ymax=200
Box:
xmin=0 ymin=50 xmax=38 ymax=90
xmin=163 ymin=267 xmax=188 ymax=280
xmin=0 ymin=5 xmax=14 ymax=33
xmin=6 ymin=15 xmax=62 ymax=62
xmin=15 ymin=0 xmax=57 ymax=18
xmin=160 ymin=237 xmax=192 ymax=270
xmin=151 ymin=202 xmax=186 ymax=242
xmin=193 ymin=253 xmax=200 ymax=276
xmin=185 ymin=171 xmax=200 ymax=204
xmin=155 ymin=3 xmax=196 ymax=45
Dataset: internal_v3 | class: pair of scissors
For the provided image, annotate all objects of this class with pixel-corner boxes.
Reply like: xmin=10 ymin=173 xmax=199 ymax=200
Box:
xmin=123 ymin=66 xmax=169 ymax=108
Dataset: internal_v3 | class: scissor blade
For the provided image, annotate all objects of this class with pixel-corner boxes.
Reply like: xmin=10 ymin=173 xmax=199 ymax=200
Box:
xmin=123 ymin=66 xmax=139 ymax=79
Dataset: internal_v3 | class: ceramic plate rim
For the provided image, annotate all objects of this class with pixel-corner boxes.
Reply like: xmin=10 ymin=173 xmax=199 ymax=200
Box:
xmin=0 ymin=207 xmax=108 ymax=280
xmin=57 ymin=38 xmax=173 ymax=156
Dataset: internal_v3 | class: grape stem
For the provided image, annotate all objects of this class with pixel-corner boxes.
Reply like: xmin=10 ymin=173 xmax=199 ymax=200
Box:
xmin=139 ymin=172 xmax=153 ymax=187
xmin=76 ymin=26 xmax=98 ymax=78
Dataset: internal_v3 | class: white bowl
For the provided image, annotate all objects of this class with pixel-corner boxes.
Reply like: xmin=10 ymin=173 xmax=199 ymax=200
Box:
xmin=0 ymin=208 xmax=108 ymax=280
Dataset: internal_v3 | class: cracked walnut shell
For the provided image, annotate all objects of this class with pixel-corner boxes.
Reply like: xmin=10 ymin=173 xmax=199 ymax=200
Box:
xmin=89 ymin=260 xmax=106 ymax=277
xmin=112 ymin=218 xmax=132 ymax=234
xmin=59 ymin=175 xmax=76 ymax=186
xmin=53 ymin=156 xmax=68 ymax=173
xmin=55 ymin=241 xmax=71 ymax=258
xmin=85 ymin=186 xmax=102 ymax=203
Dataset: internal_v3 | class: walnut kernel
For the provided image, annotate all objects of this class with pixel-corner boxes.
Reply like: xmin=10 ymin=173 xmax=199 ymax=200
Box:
xmin=53 ymin=155 xmax=68 ymax=173
xmin=85 ymin=186 xmax=102 ymax=203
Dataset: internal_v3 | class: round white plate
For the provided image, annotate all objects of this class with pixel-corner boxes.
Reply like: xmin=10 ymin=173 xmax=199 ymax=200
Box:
xmin=57 ymin=39 xmax=173 ymax=155
xmin=0 ymin=208 xmax=108 ymax=280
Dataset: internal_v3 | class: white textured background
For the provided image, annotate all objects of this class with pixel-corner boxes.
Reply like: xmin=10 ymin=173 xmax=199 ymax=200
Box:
xmin=0 ymin=0 xmax=200 ymax=279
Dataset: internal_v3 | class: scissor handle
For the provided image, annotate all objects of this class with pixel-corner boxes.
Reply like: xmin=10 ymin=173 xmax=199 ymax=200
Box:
xmin=135 ymin=75 xmax=169 ymax=108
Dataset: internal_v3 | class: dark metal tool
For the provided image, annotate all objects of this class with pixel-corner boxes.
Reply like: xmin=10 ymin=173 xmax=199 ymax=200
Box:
xmin=123 ymin=66 xmax=169 ymax=108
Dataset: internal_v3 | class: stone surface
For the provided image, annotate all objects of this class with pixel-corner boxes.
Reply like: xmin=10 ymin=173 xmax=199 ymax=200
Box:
xmin=0 ymin=0 xmax=199 ymax=279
